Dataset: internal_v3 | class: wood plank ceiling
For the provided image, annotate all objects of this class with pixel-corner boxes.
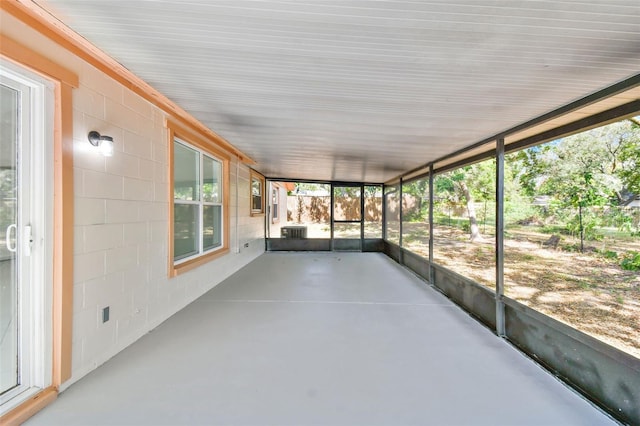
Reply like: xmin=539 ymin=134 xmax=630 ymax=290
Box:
xmin=40 ymin=0 xmax=640 ymax=182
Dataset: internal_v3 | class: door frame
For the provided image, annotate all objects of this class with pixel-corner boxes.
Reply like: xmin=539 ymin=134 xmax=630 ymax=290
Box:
xmin=331 ymin=182 xmax=364 ymax=251
xmin=0 ymin=35 xmax=77 ymax=424
xmin=0 ymin=63 xmax=55 ymax=414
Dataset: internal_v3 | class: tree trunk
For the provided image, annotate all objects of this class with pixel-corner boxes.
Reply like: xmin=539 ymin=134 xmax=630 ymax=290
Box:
xmin=579 ymin=204 xmax=584 ymax=253
xmin=459 ymin=181 xmax=481 ymax=241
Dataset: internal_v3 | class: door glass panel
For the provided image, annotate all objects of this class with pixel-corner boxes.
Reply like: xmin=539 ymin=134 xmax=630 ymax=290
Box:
xmin=0 ymin=84 xmax=19 ymax=394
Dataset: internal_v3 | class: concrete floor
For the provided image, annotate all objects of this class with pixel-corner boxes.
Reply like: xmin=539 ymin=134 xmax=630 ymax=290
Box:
xmin=28 ymin=252 xmax=614 ymax=425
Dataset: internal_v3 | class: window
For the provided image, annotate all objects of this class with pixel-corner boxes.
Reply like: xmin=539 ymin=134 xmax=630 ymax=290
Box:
xmin=272 ymin=187 xmax=279 ymax=221
xmin=251 ymin=171 xmax=265 ymax=215
xmin=174 ymin=138 xmax=224 ymax=263
xmin=168 ymin=119 xmax=229 ymax=276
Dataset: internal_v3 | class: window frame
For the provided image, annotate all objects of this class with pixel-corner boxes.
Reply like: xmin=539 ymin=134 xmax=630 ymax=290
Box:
xmin=167 ymin=119 xmax=230 ymax=277
xmin=250 ymin=170 xmax=265 ymax=216
xmin=173 ymin=138 xmax=224 ymax=263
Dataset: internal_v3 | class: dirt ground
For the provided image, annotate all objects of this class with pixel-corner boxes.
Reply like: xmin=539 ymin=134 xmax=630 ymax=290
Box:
xmin=402 ymin=222 xmax=640 ymax=359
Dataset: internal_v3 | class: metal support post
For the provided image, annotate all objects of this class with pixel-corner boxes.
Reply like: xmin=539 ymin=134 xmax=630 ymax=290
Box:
xmin=382 ymin=184 xmax=387 ymax=241
xmin=330 ymin=183 xmax=335 ymax=251
xmin=360 ymin=184 xmax=365 ymax=249
xmin=495 ymin=138 xmax=506 ymax=337
xmin=428 ymin=164 xmax=434 ymax=284
xmin=399 ymin=178 xmax=404 ymax=264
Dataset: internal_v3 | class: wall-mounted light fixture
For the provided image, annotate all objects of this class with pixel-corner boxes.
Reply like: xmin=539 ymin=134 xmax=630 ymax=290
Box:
xmin=88 ymin=131 xmax=114 ymax=157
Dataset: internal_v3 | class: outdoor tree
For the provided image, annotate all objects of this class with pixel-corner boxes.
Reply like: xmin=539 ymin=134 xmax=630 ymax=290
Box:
xmin=402 ymin=179 xmax=428 ymax=221
xmin=434 ymin=162 xmax=495 ymax=242
xmin=465 ymin=160 xmax=496 ymax=234
xmin=617 ymin=119 xmax=640 ymax=196
xmin=515 ymin=119 xmax=640 ymax=251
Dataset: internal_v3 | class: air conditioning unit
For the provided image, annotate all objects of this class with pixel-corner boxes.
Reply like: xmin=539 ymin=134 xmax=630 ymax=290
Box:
xmin=281 ymin=226 xmax=307 ymax=239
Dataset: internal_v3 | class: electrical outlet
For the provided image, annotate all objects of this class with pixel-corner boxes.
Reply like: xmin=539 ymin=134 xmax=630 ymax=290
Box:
xmin=102 ymin=306 xmax=110 ymax=323
xmin=244 ymin=242 xmax=249 ymax=248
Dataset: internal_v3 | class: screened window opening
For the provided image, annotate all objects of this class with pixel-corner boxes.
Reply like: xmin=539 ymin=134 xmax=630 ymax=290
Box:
xmin=174 ymin=139 xmax=223 ymax=263
xmin=364 ymin=185 xmax=383 ymax=238
xmin=384 ymin=184 xmax=400 ymax=244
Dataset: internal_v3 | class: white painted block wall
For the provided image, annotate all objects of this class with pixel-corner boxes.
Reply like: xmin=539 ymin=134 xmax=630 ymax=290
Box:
xmin=1 ymin=13 xmax=265 ymax=390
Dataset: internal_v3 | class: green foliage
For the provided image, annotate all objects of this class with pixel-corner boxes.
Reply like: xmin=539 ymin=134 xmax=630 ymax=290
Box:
xmin=426 ymin=118 xmax=640 ymax=248
xmin=602 ymin=207 xmax=635 ymax=231
xmin=565 ymin=211 xmax=603 ymax=241
xmin=364 ymin=185 xmax=382 ymax=197
xmin=504 ymin=201 xmax=537 ymax=225
xmin=524 ymin=120 xmax=638 ymax=207
xmin=620 ymin=251 xmax=640 ymax=271
xmin=466 ymin=160 xmax=496 ymax=202
xmin=513 ymin=145 xmax=551 ymax=197
xmin=600 ymin=250 xmax=618 ymax=260
xmin=294 ymin=183 xmax=330 ymax=194
xmin=509 ymin=119 xmax=640 ymax=247
xmin=608 ymin=120 xmax=640 ymax=195
xmin=434 ymin=160 xmax=496 ymax=203
xmin=562 ymin=243 xmax=580 ymax=252
xmin=402 ymin=179 xmax=428 ymax=222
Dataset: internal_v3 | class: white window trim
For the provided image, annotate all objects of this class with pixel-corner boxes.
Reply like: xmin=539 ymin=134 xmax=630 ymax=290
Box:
xmin=250 ymin=172 xmax=265 ymax=216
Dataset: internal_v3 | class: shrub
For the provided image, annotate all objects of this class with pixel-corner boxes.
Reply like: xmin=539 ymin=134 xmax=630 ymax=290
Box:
xmin=566 ymin=212 xmax=603 ymax=241
xmin=541 ymin=225 xmax=564 ymax=235
xmin=620 ymin=252 xmax=640 ymax=271
xmin=601 ymin=250 xmax=618 ymax=260
xmin=562 ymin=243 xmax=580 ymax=252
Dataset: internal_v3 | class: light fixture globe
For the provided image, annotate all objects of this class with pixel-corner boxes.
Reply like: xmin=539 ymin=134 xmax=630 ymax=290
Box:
xmin=99 ymin=135 xmax=114 ymax=157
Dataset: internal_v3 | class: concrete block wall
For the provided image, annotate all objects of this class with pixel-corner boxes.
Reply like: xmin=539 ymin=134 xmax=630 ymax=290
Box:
xmin=1 ymin=12 xmax=265 ymax=390
xmin=70 ymin=67 xmax=265 ymax=389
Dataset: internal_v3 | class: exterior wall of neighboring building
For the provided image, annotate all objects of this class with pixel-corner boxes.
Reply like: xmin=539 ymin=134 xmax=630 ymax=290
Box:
xmin=268 ymin=182 xmax=290 ymax=238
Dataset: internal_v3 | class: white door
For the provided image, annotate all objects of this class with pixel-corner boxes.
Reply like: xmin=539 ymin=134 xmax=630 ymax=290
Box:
xmin=0 ymin=62 xmax=53 ymax=415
